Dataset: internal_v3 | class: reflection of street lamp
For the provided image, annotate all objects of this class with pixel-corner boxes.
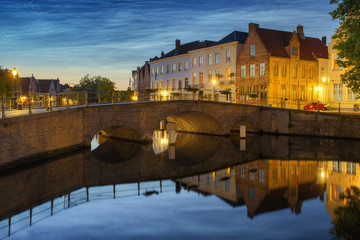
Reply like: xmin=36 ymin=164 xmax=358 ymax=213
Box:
xmin=212 ymin=80 xmax=216 ymax=101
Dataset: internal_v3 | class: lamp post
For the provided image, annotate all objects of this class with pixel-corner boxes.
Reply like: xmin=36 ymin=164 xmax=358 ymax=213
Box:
xmin=212 ymin=80 xmax=216 ymax=101
xmin=12 ymin=68 xmax=18 ymax=108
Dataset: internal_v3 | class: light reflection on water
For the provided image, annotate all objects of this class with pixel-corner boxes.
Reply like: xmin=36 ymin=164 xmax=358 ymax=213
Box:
xmin=1 ymin=133 xmax=360 ymax=239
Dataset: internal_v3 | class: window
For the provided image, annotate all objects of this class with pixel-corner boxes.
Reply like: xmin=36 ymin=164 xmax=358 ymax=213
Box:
xmin=241 ymin=65 xmax=246 ymax=78
xmin=301 ymin=65 xmax=305 ymax=78
xmin=192 ymin=72 xmax=197 ymax=85
xmin=334 ymin=83 xmax=343 ymax=101
xmin=166 ymin=79 xmax=169 ymax=90
xmin=310 ymin=66 xmax=314 ymax=78
xmin=250 ymin=64 xmax=255 ymax=77
xmin=281 ymin=85 xmax=286 ymax=99
xmin=309 ymin=86 xmax=314 ymax=101
xmin=250 ymin=45 xmax=255 ymax=56
xmin=208 ymin=70 xmax=212 ymax=83
xmin=172 ymin=63 xmax=176 ymax=72
xmin=215 ymin=69 xmax=220 ymax=80
xmin=184 ymin=61 xmax=189 ymax=70
xmin=184 ymin=77 xmax=189 ymax=88
xmin=292 ymin=64 xmax=297 ymax=77
xmin=225 ymin=68 xmax=231 ymax=80
xmin=160 ymin=66 xmax=164 ymax=74
xmin=178 ymin=79 xmax=182 ymax=89
xmin=215 ymin=52 xmax=220 ymax=64
xmin=151 ymin=68 xmax=154 ymax=76
xmin=272 ymin=168 xmax=278 ymax=184
xmin=166 ymin=64 xmax=170 ymax=73
xmin=240 ymin=86 xmax=245 ymax=95
xmin=151 ymin=81 xmax=154 ymax=89
xmin=156 ymin=67 xmax=159 ymax=75
xmin=281 ymin=63 xmax=287 ymax=77
xmin=346 ymin=162 xmax=356 ymax=175
xmin=250 ymin=168 xmax=255 ymax=181
xmin=247 ymin=86 xmax=251 ymax=95
xmin=321 ymin=67 xmax=325 ymax=79
xmin=199 ymin=72 xmax=203 ymax=84
xmin=331 ymin=184 xmax=341 ymax=202
xmin=192 ymin=57 xmax=197 ymax=67
xmin=348 ymin=88 xmax=356 ymax=100
xmin=240 ymin=165 xmax=245 ymax=178
xmin=208 ymin=53 xmax=212 ymax=65
xmin=300 ymin=86 xmax=305 ymax=100
xmin=172 ymin=79 xmax=176 ymax=90
xmin=291 ymin=85 xmax=297 ymax=101
xmin=260 ymin=63 xmax=265 ymax=77
xmin=226 ymin=180 xmax=230 ymax=192
xmin=226 ymin=50 xmax=231 ymax=62
xmin=160 ymin=80 xmax=163 ymax=89
xmin=178 ymin=62 xmax=182 ymax=71
xmin=259 ymin=169 xmax=264 ymax=183
xmin=291 ymin=47 xmax=298 ymax=56
xmin=199 ymin=56 xmax=204 ymax=66
xmin=273 ymin=62 xmax=278 ymax=76
xmin=333 ymin=54 xmax=343 ymax=70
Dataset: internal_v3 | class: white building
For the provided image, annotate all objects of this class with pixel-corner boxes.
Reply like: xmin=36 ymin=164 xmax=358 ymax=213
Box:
xmin=188 ymin=31 xmax=248 ymax=102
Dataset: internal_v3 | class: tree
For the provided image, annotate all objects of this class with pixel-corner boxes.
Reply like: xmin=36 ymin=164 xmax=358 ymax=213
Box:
xmin=330 ymin=0 xmax=360 ymax=96
xmin=70 ymin=75 xmax=116 ymax=103
xmin=0 ymin=67 xmax=15 ymax=97
xmin=330 ymin=186 xmax=360 ymax=240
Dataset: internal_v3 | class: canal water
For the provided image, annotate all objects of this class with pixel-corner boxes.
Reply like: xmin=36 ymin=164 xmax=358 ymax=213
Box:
xmin=1 ymin=132 xmax=360 ymax=239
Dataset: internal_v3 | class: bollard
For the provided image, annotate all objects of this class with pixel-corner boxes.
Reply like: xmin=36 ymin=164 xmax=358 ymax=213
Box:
xmin=240 ymin=125 xmax=246 ymax=139
xmin=168 ymin=145 xmax=176 ymax=160
xmin=240 ymin=139 xmax=246 ymax=152
xmin=28 ymin=96 xmax=32 ymax=115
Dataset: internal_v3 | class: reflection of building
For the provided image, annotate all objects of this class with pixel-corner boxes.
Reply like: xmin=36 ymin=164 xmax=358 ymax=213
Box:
xmin=236 ymin=160 xmax=325 ymax=218
xmin=179 ymin=167 xmax=243 ymax=206
xmin=325 ymin=161 xmax=360 ymax=220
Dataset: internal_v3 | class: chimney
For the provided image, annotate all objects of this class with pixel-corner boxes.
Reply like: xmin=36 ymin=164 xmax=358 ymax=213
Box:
xmin=175 ymin=39 xmax=180 ymax=50
xmin=248 ymin=23 xmax=259 ymax=33
xmin=161 ymin=51 xmax=164 ymax=57
xmin=297 ymin=25 xmax=304 ymax=38
xmin=322 ymin=36 xmax=327 ymax=45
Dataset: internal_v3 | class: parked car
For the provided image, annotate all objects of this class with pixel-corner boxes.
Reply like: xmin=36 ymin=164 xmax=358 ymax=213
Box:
xmin=303 ymin=102 xmax=329 ymax=111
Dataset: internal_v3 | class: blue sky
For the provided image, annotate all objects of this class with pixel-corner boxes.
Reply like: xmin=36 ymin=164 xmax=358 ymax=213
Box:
xmin=0 ymin=0 xmax=339 ymax=89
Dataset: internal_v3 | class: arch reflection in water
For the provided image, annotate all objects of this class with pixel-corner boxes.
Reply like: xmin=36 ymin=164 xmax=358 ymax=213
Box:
xmin=91 ymin=133 xmax=143 ymax=164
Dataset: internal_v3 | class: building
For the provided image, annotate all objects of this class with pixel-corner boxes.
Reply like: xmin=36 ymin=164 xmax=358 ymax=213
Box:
xmin=132 ymin=61 xmax=150 ymax=100
xmin=149 ymin=40 xmax=201 ymax=100
xmin=188 ymin=31 xmax=248 ymax=102
xmin=327 ymin=39 xmax=360 ymax=110
xmin=236 ymin=23 xmax=328 ymax=108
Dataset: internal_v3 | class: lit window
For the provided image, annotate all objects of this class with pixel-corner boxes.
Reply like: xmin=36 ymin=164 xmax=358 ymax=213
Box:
xmin=151 ymin=68 xmax=154 ymax=76
xmin=292 ymin=64 xmax=297 ymax=77
xmin=273 ymin=62 xmax=278 ymax=76
xmin=281 ymin=63 xmax=287 ymax=77
xmin=160 ymin=66 xmax=164 ymax=74
xmin=199 ymin=72 xmax=203 ymax=84
xmin=184 ymin=77 xmax=189 ymax=88
xmin=192 ymin=72 xmax=197 ymax=85
xmin=250 ymin=45 xmax=255 ymax=56
xmin=348 ymin=88 xmax=356 ymax=100
xmin=334 ymin=83 xmax=343 ymax=101
xmin=225 ymin=68 xmax=231 ymax=80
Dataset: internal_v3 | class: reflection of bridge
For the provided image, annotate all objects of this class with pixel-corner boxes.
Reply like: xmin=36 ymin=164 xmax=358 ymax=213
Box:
xmin=0 ymin=180 xmax=174 ymax=239
xmin=2 ymin=101 xmax=360 ymax=164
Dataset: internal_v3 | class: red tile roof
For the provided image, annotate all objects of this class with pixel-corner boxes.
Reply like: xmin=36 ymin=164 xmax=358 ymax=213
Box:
xmin=256 ymin=27 xmax=328 ymax=60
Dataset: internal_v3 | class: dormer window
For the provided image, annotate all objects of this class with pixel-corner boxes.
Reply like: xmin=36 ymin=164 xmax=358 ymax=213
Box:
xmin=291 ymin=47 xmax=298 ymax=56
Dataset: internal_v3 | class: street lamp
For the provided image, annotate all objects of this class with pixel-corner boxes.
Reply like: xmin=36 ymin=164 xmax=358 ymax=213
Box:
xmin=12 ymin=68 xmax=18 ymax=107
xmin=212 ymin=80 xmax=216 ymax=101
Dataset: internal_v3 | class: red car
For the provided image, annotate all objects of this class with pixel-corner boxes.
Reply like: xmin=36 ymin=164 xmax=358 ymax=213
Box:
xmin=303 ymin=102 xmax=329 ymax=111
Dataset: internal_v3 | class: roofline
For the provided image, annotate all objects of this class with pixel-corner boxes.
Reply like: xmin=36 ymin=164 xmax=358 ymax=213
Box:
xmin=189 ymin=41 xmax=240 ymax=53
xmin=149 ymin=53 xmax=190 ymax=65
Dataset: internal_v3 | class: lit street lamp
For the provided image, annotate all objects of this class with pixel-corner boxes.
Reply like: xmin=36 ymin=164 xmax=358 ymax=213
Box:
xmin=12 ymin=68 xmax=18 ymax=108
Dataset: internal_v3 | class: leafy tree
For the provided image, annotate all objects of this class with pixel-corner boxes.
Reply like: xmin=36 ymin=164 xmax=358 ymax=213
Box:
xmin=0 ymin=67 xmax=15 ymax=97
xmin=330 ymin=186 xmax=360 ymax=240
xmin=70 ymin=75 xmax=116 ymax=103
xmin=330 ymin=0 xmax=360 ymax=96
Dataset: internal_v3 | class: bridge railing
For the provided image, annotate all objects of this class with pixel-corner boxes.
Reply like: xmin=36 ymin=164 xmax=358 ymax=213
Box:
xmin=0 ymin=90 xmax=346 ymax=119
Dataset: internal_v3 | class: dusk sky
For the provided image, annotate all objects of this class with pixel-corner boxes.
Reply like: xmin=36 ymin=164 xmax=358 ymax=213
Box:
xmin=1 ymin=0 xmax=339 ymax=90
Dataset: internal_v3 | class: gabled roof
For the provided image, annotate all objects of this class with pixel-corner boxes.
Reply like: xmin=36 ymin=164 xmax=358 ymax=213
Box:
xmin=217 ymin=31 xmax=248 ymax=45
xmin=37 ymin=79 xmax=60 ymax=93
xmin=193 ymin=40 xmax=218 ymax=50
xmin=256 ymin=28 xmax=328 ymax=60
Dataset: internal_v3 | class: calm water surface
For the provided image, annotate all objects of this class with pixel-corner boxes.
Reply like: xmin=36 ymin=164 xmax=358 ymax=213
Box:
xmin=1 ymin=133 xmax=359 ymax=239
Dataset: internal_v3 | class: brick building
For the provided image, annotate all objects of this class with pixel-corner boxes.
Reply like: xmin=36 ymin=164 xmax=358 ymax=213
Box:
xmin=236 ymin=23 xmax=328 ymax=108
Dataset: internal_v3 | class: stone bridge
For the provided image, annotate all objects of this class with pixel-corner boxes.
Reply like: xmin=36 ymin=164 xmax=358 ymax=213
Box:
xmin=1 ymin=100 xmax=360 ymax=164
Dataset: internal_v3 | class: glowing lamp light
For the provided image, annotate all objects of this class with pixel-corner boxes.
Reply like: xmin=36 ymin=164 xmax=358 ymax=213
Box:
xmin=321 ymin=171 xmax=325 ymax=178
xmin=12 ymin=68 xmax=17 ymax=76
xmin=132 ymin=95 xmax=138 ymax=101
xmin=322 ymin=77 xmax=326 ymax=82
xmin=318 ymin=87 xmax=323 ymax=91
xmin=212 ymin=80 xmax=216 ymax=85
xmin=160 ymin=91 xmax=168 ymax=96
